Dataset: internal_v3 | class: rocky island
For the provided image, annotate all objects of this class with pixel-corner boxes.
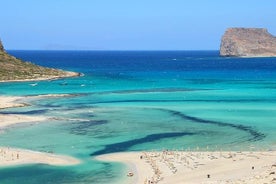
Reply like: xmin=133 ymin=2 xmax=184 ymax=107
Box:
xmin=0 ymin=40 xmax=80 ymax=82
xmin=220 ymin=28 xmax=276 ymax=57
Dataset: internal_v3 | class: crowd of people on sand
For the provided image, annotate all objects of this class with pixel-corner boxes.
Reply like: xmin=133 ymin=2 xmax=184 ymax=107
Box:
xmin=134 ymin=149 xmax=276 ymax=184
xmin=141 ymin=149 xmax=209 ymax=184
xmin=0 ymin=147 xmax=20 ymax=161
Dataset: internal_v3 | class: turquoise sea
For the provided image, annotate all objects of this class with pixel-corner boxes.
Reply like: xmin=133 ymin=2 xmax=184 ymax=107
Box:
xmin=0 ymin=51 xmax=276 ymax=183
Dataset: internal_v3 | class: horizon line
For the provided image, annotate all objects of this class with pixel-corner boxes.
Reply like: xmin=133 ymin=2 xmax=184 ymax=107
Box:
xmin=6 ymin=49 xmax=219 ymax=52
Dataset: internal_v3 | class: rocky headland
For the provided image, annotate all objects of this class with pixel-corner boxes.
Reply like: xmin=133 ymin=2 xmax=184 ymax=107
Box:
xmin=220 ymin=28 xmax=276 ymax=57
xmin=0 ymin=40 xmax=80 ymax=82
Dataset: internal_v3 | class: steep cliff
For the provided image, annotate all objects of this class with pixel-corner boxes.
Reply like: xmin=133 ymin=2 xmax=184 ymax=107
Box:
xmin=0 ymin=40 xmax=80 ymax=82
xmin=220 ymin=28 xmax=276 ymax=57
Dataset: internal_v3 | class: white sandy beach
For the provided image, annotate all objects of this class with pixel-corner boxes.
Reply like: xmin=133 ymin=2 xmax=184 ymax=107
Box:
xmin=0 ymin=96 xmax=26 ymax=109
xmin=0 ymin=114 xmax=47 ymax=129
xmin=97 ymin=151 xmax=276 ymax=184
xmin=0 ymin=147 xmax=80 ymax=166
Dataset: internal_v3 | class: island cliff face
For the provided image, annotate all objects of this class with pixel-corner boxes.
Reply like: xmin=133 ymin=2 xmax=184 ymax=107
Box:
xmin=0 ymin=40 xmax=80 ymax=82
xmin=220 ymin=28 xmax=276 ymax=57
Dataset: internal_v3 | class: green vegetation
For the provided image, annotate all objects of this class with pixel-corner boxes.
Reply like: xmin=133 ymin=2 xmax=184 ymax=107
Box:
xmin=0 ymin=41 xmax=79 ymax=81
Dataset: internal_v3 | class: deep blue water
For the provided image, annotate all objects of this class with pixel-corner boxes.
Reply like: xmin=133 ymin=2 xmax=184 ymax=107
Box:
xmin=8 ymin=50 xmax=276 ymax=76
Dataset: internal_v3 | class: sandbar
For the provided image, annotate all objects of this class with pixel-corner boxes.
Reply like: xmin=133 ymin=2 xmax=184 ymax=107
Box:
xmin=0 ymin=95 xmax=80 ymax=167
xmin=0 ymin=96 xmax=46 ymax=129
xmin=0 ymin=147 xmax=80 ymax=166
xmin=0 ymin=96 xmax=26 ymax=109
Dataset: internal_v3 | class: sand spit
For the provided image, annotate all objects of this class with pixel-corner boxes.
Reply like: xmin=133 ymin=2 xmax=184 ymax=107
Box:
xmin=0 ymin=96 xmax=27 ymax=109
xmin=0 ymin=96 xmax=47 ymax=129
xmin=0 ymin=95 xmax=80 ymax=166
xmin=97 ymin=151 xmax=276 ymax=184
xmin=0 ymin=94 xmax=80 ymax=129
xmin=0 ymin=114 xmax=46 ymax=129
xmin=0 ymin=147 xmax=80 ymax=167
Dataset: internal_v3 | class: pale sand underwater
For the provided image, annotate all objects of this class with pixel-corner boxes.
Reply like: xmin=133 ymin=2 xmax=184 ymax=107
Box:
xmin=1 ymin=95 xmax=276 ymax=182
xmin=0 ymin=96 xmax=80 ymax=167
xmin=0 ymin=94 xmax=76 ymax=129
xmin=0 ymin=96 xmax=46 ymax=129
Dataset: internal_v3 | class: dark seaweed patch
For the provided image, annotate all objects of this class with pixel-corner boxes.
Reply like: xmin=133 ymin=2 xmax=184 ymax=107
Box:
xmin=159 ymin=109 xmax=265 ymax=142
xmin=0 ymin=109 xmax=48 ymax=115
xmin=90 ymin=132 xmax=195 ymax=156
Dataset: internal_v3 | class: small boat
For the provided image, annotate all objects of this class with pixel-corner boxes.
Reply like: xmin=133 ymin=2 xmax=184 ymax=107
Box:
xmin=29 ymin=83 xmax=38 ymax=86
xmin=59 ymin=82 xmax=68 ymax=86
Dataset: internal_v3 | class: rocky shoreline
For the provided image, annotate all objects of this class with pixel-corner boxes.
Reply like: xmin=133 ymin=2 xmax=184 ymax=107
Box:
xmin=0 ymin=40 xmax=81 ymax=82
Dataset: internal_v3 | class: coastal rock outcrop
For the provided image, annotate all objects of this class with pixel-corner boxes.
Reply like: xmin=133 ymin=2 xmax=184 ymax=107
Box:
xmin=0 ymin=39 xmax=80 ymax=82
xmin=0 ymin=40 xmax=4 ymax=52
xmin=220 ymin=28 xmax=276 ymax=57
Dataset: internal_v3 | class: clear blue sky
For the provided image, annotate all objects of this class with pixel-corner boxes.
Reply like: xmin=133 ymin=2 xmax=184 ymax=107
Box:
xmin=1 ymin=0 xmax=276 ymax=50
